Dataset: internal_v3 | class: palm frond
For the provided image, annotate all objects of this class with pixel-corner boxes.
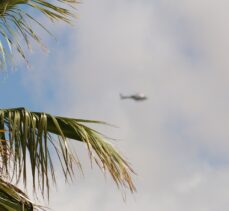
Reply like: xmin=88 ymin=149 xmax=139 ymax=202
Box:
xmin=0 ymin=178 xmax=44 ymax=211
xmin=0 ymin=107 xmax=135 ymax=198
xmin=0 ymin=0 xmax=78 ymax=68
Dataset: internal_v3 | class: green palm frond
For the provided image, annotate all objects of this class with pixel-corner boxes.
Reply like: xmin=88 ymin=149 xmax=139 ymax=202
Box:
xmin=0 ymin=178 xmax=44 ymax=211
xmin=0 ymin=107 xmax=135 ymax=198
xmin=0 ymin=0 xmax=77 ymax=68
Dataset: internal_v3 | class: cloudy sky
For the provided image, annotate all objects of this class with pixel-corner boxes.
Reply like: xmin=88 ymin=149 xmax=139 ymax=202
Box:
xmin=3 ymin=0 xmax=229 ymax=210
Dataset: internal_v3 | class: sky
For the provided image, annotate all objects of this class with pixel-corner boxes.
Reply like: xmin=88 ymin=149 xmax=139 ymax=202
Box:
xmin=2 ymin=0 xmax=229 ymax=210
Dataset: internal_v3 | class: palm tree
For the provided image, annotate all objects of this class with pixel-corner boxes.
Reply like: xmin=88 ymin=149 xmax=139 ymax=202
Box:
xmin=0 ymin=1 xmax=135 ymax=210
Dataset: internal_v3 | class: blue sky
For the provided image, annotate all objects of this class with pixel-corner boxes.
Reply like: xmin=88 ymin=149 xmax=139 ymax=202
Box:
xmin=4 ymin=0 xmax=229 ymax=210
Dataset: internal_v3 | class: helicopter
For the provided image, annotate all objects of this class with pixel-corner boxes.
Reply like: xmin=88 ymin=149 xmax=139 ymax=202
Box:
xmin=120 ymin=93 xmax=148 ymax=101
